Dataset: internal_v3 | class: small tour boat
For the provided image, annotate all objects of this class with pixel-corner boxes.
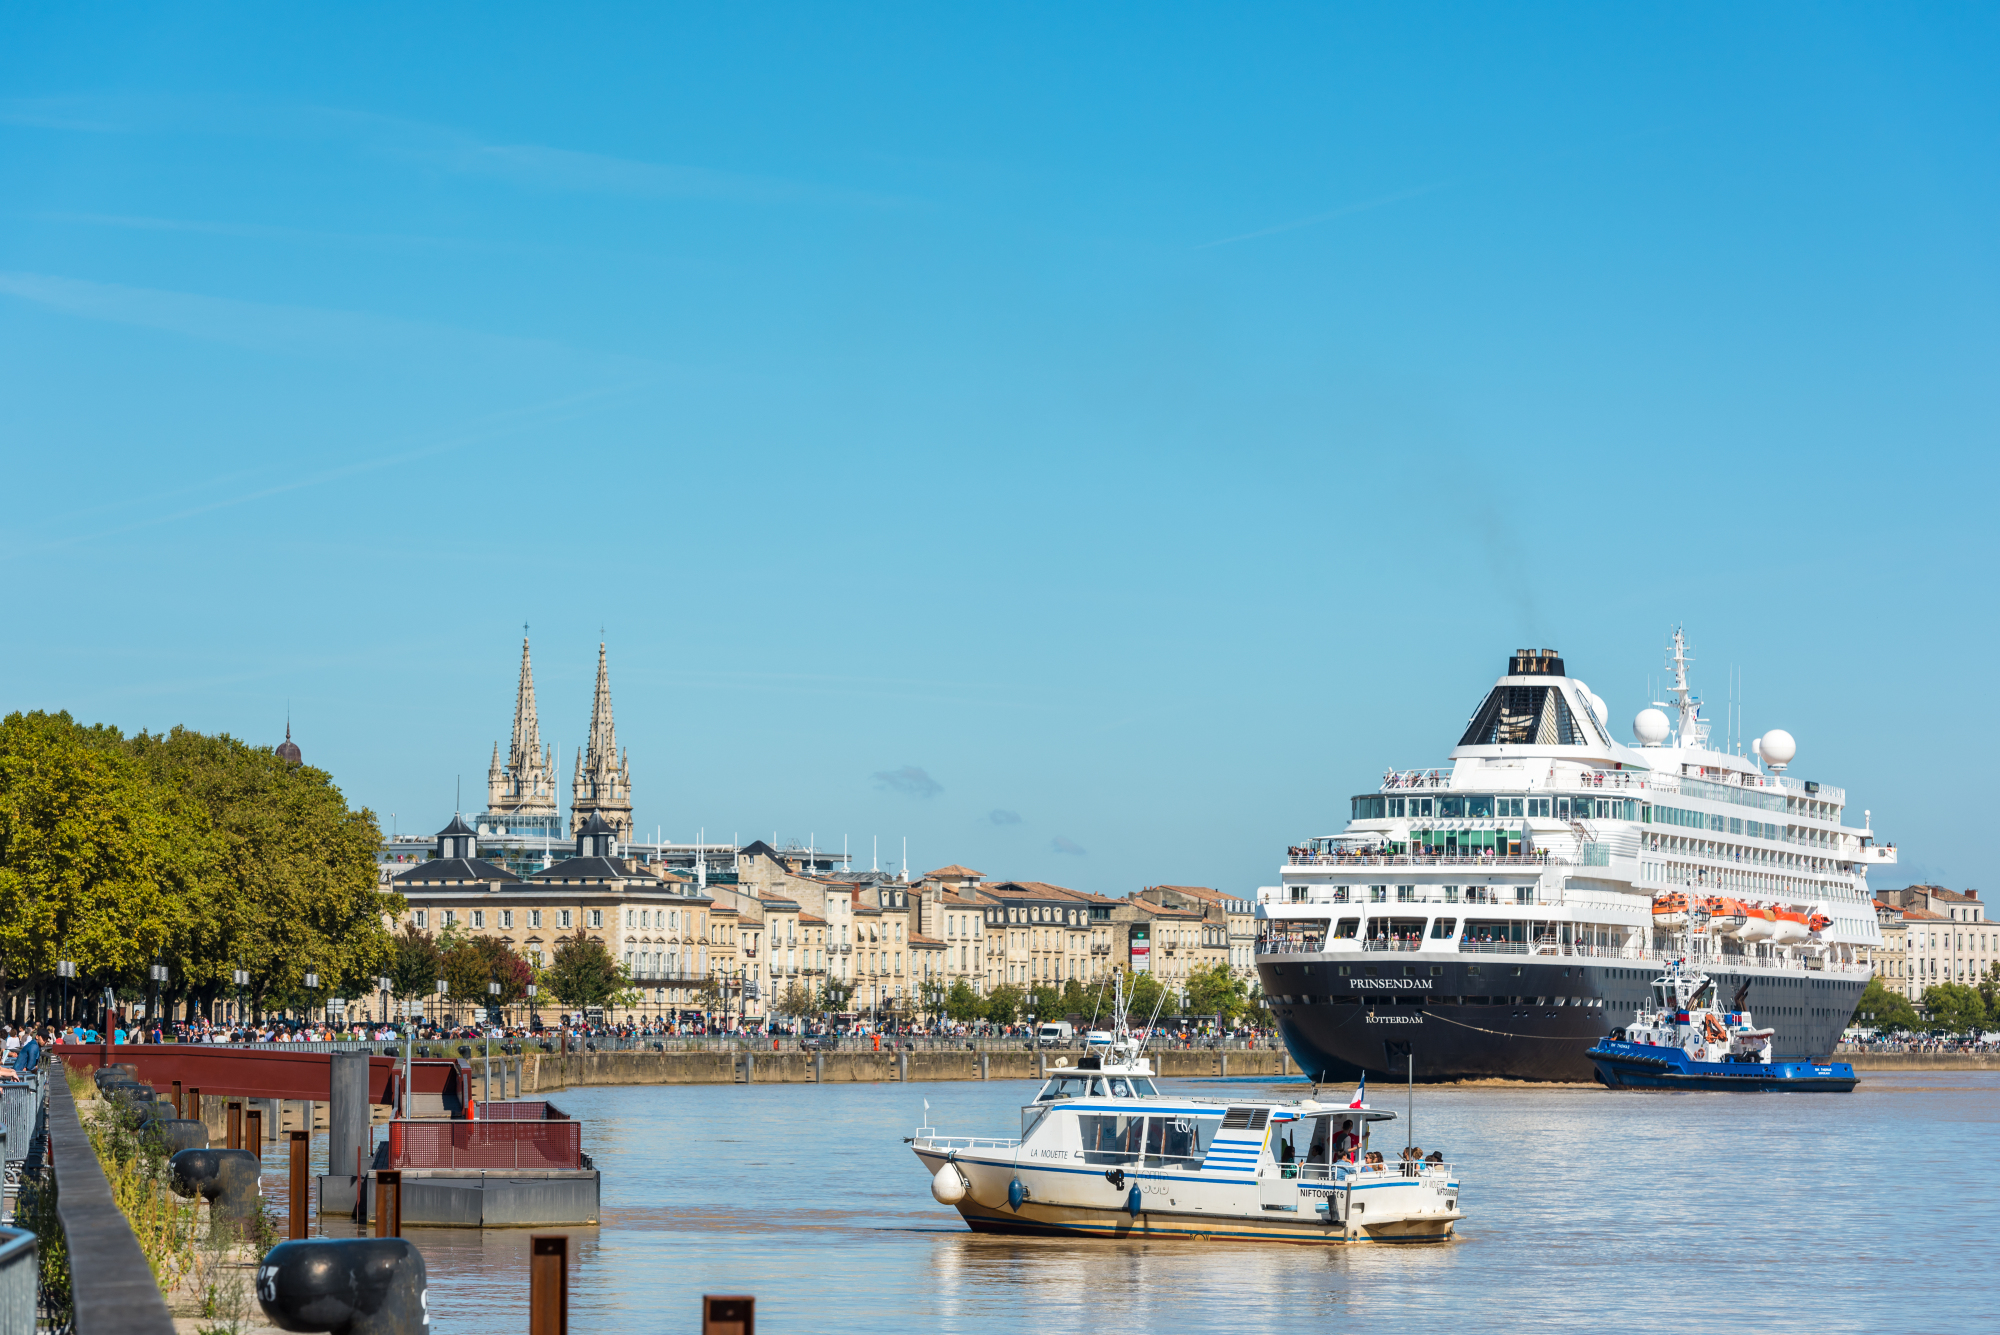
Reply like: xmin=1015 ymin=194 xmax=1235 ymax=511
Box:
xmin=909 ymin=986 xmax=1462 ymax=1244
xmin=1586 ymin=958 xmax=1857 ymax=1093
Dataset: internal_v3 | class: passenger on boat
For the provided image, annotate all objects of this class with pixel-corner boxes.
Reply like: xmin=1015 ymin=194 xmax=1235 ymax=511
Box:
xmin=1334 ymin=1119 xmax=1358 ymax=1160
xmin=1424 ymin=1150 xmax=1444 ymax=1164
xmin=1364 ymin=1151 xmax=1385 ymax=1168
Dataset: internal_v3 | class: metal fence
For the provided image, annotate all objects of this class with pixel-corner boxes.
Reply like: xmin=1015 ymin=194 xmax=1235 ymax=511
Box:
xmin=385 ymin=1119 xmax=583 ymax=1172
xmin=0 ymin=1225 xmax=35 ymax=1335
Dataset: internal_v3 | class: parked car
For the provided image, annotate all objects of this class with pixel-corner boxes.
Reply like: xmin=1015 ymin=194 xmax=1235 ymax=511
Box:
xmin=799 ymin=1034 xmax=840 ymax=1051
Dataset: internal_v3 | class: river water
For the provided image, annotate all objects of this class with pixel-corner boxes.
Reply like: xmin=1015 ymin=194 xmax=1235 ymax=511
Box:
xmin=375 ymin=1073 xmax=1998 ymax=1334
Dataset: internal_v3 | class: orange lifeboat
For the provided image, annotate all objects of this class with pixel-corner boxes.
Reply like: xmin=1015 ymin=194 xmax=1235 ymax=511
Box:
xmin=1738 ymin=903 xmax=1778 ymax=943
xmin=1770 ymin=907 xmax=1811 ymax=945
xmin=1652 ymin=891 xmax=1689 ymax=927
xmin=1807 ymin=912 xmax=1831 ymax=934
xmin=1709 ymin=897 xmax=1749 ymax=937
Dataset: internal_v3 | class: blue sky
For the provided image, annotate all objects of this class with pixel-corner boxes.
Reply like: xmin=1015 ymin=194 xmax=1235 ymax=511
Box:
xmin=3 ymin=6 xmax=1995 ymax=895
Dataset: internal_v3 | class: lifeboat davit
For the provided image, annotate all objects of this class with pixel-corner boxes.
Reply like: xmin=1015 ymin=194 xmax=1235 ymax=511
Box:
xmin=1738 ymin=903 xmax=1778 ymax=943
xmin=1770 ymin=908 xmax=1811 ymax=946
xmin=1652 ymin=892 xmax=1689 ymax=928
xmin=1709 ymin=898 xmax=1749 ymax=937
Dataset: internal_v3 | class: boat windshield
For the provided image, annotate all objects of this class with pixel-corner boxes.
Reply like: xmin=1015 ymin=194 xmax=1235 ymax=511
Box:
xmin=1035 ymin=1074 xmax=1160 ymax=1101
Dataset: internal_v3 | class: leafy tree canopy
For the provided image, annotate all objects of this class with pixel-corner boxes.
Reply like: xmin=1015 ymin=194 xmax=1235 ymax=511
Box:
xmin=543 ymin=931 xmax=627 ymax=1011
xmin=1853 ymin=975 xmax=1918 ymax=1031
xmin=1921 ymin=982 xmax=1989 ymax=1034
xmin=0 ymin=711 xmax=396 ymax=1009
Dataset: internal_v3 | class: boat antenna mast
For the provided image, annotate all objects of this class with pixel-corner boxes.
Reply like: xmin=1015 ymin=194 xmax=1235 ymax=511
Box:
xmin=1663 ymin=626 xmax=1709 ymax=753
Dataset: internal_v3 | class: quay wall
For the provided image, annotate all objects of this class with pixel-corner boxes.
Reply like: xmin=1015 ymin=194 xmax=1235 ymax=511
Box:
xmin=523 ymin=1048 xmax=1297 ymax=1090
xmin=1843 ymin=1052 xmax=2000 ymax=1072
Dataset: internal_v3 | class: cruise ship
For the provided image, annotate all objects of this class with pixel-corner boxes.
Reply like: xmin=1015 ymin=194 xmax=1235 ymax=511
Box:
xmin=1255 ymin=632 xmax=1893 ymax=1083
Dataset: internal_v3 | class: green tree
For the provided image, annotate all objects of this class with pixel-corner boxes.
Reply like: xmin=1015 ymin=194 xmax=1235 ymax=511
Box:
xmin=1123 ymin=969 xmax=1166 ymax=1024
xmin=820 ymin=975 xmax=855 ymax=1012
xmin=776 ymin=981 xmax=816 ymax=1019
xmin=440 ymin=934 xmax=532 ymax=1012
xmin=983 ymin=983 xmax=1024 ymax=1025
xmin=123 ymin=723 xmax=393 ymax=1012
xmin=0 ymin=712 xmax=199 ymax=1005
xmin=544 ymin=932 xmax=627 ymax=1011
xmin=1853 ymin=975 xmax=1919 ymax=1031
xmin=943 ymin=978 xmax=983 ymax=1023
xmin=1026 ymin=982 xmax=1062 ymax=1021
xmin=1977 ymin=963 xmax=2000 ymax=1024
xmin=389 ymin=922 xmax=442 ymax=1009
xmin=1185 ymin=963 xmax=1249 ymax=1025
xmin=917 ymin=976 xmax=949 ymax=1024
xmin=1921 ymin=982 xmax=1988 ymax=1034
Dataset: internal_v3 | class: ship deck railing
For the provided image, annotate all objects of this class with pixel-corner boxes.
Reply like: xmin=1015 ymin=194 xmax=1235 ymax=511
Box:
xmin=913 ymin=1135 xmax=1022 ymax=1152
xmin=1258 ymin=939 xmax=1871 ymax=974
xmin=1282 ymin=1159 xmax=1454 ymax=1183
xmin=1288 ymin=854 xmax=1556 ymax=867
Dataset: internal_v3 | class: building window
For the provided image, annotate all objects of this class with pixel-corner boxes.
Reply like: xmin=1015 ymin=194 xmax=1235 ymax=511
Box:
xmin=590 ymin=910 xmax=602 ymax=928
xmin=560 ymin=910 xmax=573 ymax=929
xmin=472 ymin=910 xmax=485 ymax=929
xmin=531 ymin=910 xmax=542 ymax=928
xmin=627 ymin=910 xmax=636 ymax=928
xmin=442 ymin=910 xmax=455 ymax=927
xmin=414 ymin=910 xmax=427 ymax=928
xmin=501 ymin=910 xmax=513 ymax=929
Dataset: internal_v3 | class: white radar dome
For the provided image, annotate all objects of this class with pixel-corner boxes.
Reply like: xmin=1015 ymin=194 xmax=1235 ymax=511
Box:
xmin=1759 ymin=729 xmax=1796 ymax=767
xmin=1633 ymin=709 xmax=1670 ymax=746
xmin=1589 ymin=692 xmax=1608 ymax=725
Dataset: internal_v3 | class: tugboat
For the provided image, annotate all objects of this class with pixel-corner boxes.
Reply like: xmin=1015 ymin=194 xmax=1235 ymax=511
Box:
xmin=908 ymin=979 xmax=1463 ymax=1244
xmin=1586 ymin=958 xmax=1858 ymax=1092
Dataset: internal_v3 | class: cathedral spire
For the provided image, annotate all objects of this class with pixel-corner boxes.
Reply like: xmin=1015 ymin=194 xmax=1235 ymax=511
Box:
xmin=510 ymin=634 xmax=543 ymax=771
xmin=586 ymin=640 xmax=615 ymax=768
xmin=570 ymin=640 xmax=633 ymax=840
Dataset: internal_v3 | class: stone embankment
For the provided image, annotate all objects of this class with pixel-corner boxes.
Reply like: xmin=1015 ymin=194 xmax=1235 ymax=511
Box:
xmin=522 ymin=1047 xmax=1296 ymax=1090
xmin=1841 ymin=1052 xmax=2000 ymax=1072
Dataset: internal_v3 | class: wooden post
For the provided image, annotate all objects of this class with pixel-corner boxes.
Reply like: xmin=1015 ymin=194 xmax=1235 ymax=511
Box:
xmin=227 ymin=1101 xmax=243 ymax=1150
xmin=529 ymin=1235 xmax=568 ymax=1335
xmin=703 ymin=1295 xmax=755 ymax=1335
xmin=172 ymin=1080 xmax=184 ymax=1118
xmin=288 ymin=1131 xmax=308 ymax=1240
xmin=374 ymin=1170 xmax=402 ymax=1237
xmin=246 ymin=1109 xmax=263 ymax=1162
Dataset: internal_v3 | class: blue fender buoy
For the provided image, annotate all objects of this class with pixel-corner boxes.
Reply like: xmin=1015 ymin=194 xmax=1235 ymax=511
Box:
xmin=1126 ymin=1185 xmax=1143 ymax=1214
xmin=1007 ymin=1177 xmax=1026 ymax=1211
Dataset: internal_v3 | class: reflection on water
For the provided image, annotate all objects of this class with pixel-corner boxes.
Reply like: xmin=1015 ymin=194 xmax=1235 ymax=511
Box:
xmin=330 ymin=1074 xmax=1999 ymax=1333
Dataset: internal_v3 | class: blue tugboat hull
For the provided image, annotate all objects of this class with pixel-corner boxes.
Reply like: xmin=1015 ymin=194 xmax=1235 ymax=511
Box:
xmin=1586 ymin=1042 xmax=1857 ymax=1093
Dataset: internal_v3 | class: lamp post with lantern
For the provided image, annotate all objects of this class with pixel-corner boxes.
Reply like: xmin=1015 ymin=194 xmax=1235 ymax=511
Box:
xmin=57 ymin=960 xmax=75 ymax=1030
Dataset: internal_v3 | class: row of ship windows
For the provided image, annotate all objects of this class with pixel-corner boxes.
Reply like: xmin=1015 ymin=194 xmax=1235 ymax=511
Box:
xmin=1289 ymin=885 xmax=1534 ymax=904
xmin=1355 ymin=795 xmax=1636 ymax=821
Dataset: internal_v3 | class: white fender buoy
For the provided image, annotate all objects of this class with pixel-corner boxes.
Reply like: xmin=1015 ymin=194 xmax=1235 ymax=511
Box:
xmin=931 ymin=1163 xmax=967 ymax=1205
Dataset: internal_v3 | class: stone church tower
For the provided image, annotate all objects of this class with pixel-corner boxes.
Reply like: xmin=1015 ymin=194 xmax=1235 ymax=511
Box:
xmin=570 ymin=641 xmax=633 ymax=840
xmin=484 ymin=635 xmax=559 ymax=835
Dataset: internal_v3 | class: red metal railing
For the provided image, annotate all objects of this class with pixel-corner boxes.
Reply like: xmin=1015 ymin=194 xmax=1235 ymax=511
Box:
xmin=385 ymin=1119 xmax=583 ymax=1171
xmin=474 ymin=1100 xmax=570 ymax=1121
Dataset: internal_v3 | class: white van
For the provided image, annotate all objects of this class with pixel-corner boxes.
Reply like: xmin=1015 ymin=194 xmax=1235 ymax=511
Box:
xmin=1036 ymin=1021 xmax=1074 ymax=1048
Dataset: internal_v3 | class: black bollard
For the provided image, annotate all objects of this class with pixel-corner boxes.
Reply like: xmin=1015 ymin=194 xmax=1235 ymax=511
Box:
xmin=169 ymin=1147 xmax=264 ymax=1222
xmin=256 ymin=1237 xmax=428 ymax=1335
xmin=141 ymin=1117 xmax=211 ymax=1153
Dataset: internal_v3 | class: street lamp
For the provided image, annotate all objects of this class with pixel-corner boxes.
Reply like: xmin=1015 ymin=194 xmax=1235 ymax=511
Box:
xmin=304 ymin=972 xmax=320 ymax=1027
xmin=435 ymin=978 xmax=448 ymax=1030
xmin=377 ymin=976 xmax=393 ymax=1027
xmin=148 ymin=962 xmax=169 ymax=1038
xmin=233 ymin=966 xmax=249 ymax=1026
xmin=57 ymin=960 xmax=74 ymax=1029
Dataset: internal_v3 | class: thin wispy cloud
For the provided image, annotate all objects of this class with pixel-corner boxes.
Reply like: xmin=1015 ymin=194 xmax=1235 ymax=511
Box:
xmin=1197 ymin=180 xmax=1453 ymax=249
xmin=873 ymin=766 xmax=943 ymax=799
xmin=989 ymin=809 xmax=1022 ymax=825
xmin=0 ymin=269 xmax=614 ymax=365
xmin=4 ymin=381 xmax=654 ymax=556
xmin=1051 ymin=836 xmax=1086 ymax=856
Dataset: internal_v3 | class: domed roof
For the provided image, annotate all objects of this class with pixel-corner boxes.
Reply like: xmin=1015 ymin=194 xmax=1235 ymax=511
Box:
xmin=276 ymin=721 xmax=302 ymax=767
xmin=578 ymin=811 xmax=616 ymax=836
xmin=437 ymin=814 xmax=478 ymax=838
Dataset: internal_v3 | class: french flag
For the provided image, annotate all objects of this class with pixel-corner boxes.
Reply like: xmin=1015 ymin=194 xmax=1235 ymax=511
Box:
xmin=1348 ymin=1075 xmax=1366 ymax=1109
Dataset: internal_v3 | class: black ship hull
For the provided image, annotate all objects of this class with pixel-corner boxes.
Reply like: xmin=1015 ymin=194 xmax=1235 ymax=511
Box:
xmin=1258 ymin=954 xmax=1866 ymax=1084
